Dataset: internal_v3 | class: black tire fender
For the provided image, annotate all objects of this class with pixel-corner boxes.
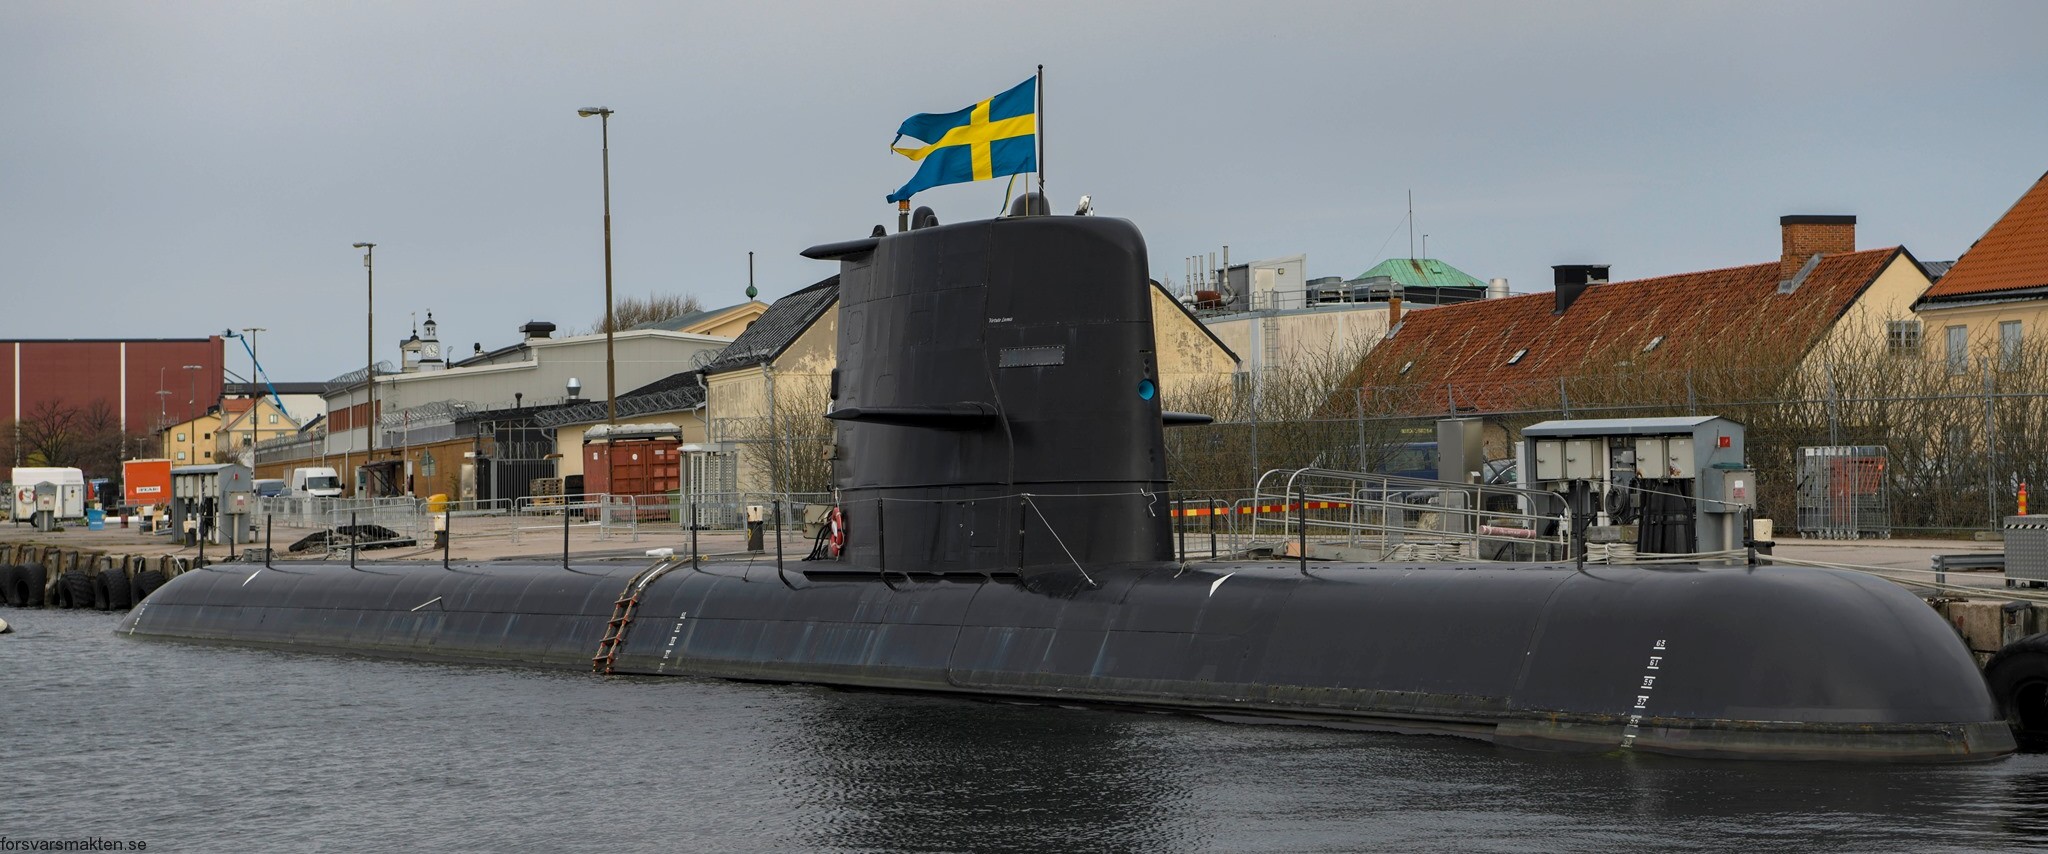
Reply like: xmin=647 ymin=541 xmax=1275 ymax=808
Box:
xmin=133 ymin=570 xmax=167 ymax=602
xmin=0 ymin=564 xmax=22 ymax=607
xmin=62 ymin=570 xmax=92 ymax=610
xmin=19 ymin=563 xmax=46 ymax=608
xmin=1983 ymin=631 xmax=2048 ymax=752
xmin=101 ymin=566 xmax=133 ymax=611
xmin=89 ymin=569 xmax=111 ymax=611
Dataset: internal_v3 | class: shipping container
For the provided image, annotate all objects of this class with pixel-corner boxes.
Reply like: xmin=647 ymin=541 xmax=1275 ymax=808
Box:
xmin=583 ymin=423 xmax=682 ymax=520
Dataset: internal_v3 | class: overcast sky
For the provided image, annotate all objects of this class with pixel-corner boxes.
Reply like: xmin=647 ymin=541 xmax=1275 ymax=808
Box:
xmin=5 ymin=1 xmax=2046 ymax=382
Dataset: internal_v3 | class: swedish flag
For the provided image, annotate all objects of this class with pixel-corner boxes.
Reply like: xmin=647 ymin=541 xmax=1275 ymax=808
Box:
xmin=887 ymin=77 xmax=1037 ymax=203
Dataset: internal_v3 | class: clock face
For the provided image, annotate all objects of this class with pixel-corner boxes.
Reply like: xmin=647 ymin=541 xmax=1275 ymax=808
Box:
xmin=422 ymin=343 xmax=439 ymax=358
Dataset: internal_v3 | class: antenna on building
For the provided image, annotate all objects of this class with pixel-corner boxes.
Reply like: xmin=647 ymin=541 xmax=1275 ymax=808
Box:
xmin=746 ymin=251 xmax=758 ymax=300
xmin=1407 ymin=189 xmax=1415 ymax=260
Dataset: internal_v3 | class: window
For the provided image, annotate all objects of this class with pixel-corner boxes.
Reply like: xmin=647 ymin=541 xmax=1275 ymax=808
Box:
xmin=2001 ymin=320 xmax=2023 ymax=370
xmin=1946 ymin=325 xmax=1969 ymax=375
xmin=176 ymin=432 xmax=187 ymax=442
xmin=1399 ymin=360 xmax=1415 ymax=375
xmin=268 ymin=413 xmax=279 ymax=424
xmin=422 ymin=451 xmax=436 ymax=477
xmin=176 ymin=451 xmax=186 ymax=461
xmin=1643 ymin=335 xmax=1665 ymax=353
xmin=203 ymin=451 xmax=212 ymax=459
xmin=1507 ymin=348 xmax=1528 ymax=365
xmin=1886 ymin=320 xmax=1922 ymax=356
xmin=203 ymin=432 xmax=212 ymax=440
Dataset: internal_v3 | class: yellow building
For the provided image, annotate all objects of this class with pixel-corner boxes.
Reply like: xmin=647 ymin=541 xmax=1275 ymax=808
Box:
xmin=216 ymin=396 xmax=302 ymax=466
xmin=627 ymin=300 xmax=770 ymax=339
xmin=159 ymin=410 xmax=224 ymax=465
xmin=1912 ymin=170 xmax=2048 ymax=371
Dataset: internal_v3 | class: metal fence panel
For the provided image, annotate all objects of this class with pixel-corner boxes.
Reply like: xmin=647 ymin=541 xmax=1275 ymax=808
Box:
xmin=1795 ymin=445 xmax=1891 ymax=540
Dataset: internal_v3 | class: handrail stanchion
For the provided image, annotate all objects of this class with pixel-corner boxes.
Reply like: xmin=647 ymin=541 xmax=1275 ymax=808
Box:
xmin=1176 ymin=497 xmax=1186 ymax=563
xmin=443 ymin=502 xmax=452 ymax=571
xmin=348 ymin=511 xmax=357 ymax=571
xmin=773 ymin=498 xmax=784 ymax=570
xmin=1209 ymin=499 xmax=1219 ymax=559
xmin=1297 ymin=481 xmax=1309 ymax=576
xmin=563 ymin=501 xmax=572 ymax=570
xmin=264 ymin=513 xmax=273 ymax=569
xmin=690 ymin=498 xmax=699 ymax=570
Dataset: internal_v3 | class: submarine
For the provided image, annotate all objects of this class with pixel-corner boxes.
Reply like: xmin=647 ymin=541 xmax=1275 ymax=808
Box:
xmin=120 ymin=198 xmax=2015 ymax=762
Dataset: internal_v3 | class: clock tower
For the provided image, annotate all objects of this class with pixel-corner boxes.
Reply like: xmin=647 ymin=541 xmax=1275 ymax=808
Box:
xmin=419 ymin=311 xmax=444 ymax=371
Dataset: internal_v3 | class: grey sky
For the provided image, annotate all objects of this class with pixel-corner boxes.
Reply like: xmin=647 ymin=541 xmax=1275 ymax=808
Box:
xmin=5 ymin=1 xmax=2045 ymax=383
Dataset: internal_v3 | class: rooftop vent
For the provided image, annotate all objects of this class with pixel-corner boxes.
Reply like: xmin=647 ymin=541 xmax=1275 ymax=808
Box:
xmin=520 ymin=321 xmax=557 ymax=340
xmin=1551 ymin=265 xmax=1610 ymax=314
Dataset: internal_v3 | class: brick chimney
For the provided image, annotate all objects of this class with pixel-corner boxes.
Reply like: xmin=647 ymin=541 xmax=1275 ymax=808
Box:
xmin=1780 ymin=215 xmax=1856 ymax=281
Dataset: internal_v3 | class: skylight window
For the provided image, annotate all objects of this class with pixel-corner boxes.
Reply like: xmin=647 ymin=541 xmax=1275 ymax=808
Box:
xmin=1643 ymin=335 xmax=1665 ymax=353
xmin=1399 ymin=360 xmax=1414 ymax=375
xmin=1507 ymin=348 xmax=1528 ymax=365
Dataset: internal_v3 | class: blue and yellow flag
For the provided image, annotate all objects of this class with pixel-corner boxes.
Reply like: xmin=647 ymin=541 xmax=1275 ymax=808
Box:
xmin=887 ymin=77 xmax=1037 ymax=203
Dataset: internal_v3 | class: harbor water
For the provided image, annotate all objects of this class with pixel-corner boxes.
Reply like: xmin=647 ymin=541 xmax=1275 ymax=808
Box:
xmin=7 ymin=609 xmax=2048 ymax=853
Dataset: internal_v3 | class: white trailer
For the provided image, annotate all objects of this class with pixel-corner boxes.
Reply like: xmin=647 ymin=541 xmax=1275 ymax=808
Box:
xmin=10 ymin=466 xmax=88 ymax=521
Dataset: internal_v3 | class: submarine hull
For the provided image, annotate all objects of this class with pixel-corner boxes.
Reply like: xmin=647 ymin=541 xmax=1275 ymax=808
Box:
xmin=119 ymin=559 xmax=2015 ymax=762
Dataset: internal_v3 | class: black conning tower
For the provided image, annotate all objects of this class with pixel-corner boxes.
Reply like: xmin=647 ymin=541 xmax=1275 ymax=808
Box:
xmin=808 ymin=214 xmax=1173 ymax=575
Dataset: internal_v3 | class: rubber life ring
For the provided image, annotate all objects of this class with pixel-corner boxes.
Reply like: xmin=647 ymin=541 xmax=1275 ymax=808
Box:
xmin=826 ymin=507 xmax=846 ymax=558
xmin=14 ymin=487 xmax=31 ymax=506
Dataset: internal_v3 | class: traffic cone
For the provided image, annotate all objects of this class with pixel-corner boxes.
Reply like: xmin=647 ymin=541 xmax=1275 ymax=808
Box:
xmin=2021 ymin=482 xmax=2030 ymax=516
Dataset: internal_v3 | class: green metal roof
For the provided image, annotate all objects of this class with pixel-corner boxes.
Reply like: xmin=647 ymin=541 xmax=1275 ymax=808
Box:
xmin=1353 ymin=258 xmax=1487 ymax=289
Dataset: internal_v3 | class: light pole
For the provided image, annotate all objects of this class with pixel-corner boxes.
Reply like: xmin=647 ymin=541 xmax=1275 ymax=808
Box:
xmin=242 ymin=327 xmax=266 ymax=460
xmin=353 ymin=243 xmax=376 ymax=457
xmin=577 ymin=106 xmax=617 ymax=427
xmin=158 ymin=365 xmax=172 ymax=428
xmin=182 ymin=364 xmax=203 ymax=463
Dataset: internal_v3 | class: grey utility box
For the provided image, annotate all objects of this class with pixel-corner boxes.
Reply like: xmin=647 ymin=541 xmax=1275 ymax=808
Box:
xmin=1520 ymin=416 xmax=1749 ymax=555
xmin=2008 ymin=516 xmax=2048 ymax=585
xmin=170 ymin=463 xmax=256 ymax=545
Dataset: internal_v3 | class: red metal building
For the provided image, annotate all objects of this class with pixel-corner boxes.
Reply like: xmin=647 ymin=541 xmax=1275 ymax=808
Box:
xmin=1 ymin=337 xmax=226 ymax=437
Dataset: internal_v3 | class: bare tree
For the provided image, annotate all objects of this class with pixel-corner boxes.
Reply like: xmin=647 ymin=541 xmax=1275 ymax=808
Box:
xmin=11 ymin=398 xmax=139 ymax=480
xmin=590 ymin=292 xmax=706 ymax=334
xmin=16 ymin=399 xmax=82 ymax=468
xmin=730 ymin=374 xmax=835 ymax=495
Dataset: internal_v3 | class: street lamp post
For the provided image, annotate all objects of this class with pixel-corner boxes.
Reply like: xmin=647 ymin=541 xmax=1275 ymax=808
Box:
xmin=242 ymin=327 xmax=266 ymax=461
xmin=577 ymin=106 xmax=617 ymax=428
xmin=158 ymin=366 xmax=172 ymax=428
xmin=353 ymin=243 xmax=376 ymax=458
xmin=182 ymin=364 xmax=203 ymax=463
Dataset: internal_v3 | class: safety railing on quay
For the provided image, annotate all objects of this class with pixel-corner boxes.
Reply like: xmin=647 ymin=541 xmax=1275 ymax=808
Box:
xmin=1251 ymin=467 xmax=1576 ymax=563
xmin=1168 ymin=491 xmax=1259 ymax=561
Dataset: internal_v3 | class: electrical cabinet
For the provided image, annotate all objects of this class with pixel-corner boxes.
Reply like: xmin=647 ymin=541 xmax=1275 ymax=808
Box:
xmin=1563 ymin=439 xmax=1597 ymax=480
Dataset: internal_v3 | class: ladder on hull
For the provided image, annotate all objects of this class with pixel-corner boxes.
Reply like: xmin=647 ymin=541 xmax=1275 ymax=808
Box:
xmin=592 ymin=557 xmax=686 ymax=674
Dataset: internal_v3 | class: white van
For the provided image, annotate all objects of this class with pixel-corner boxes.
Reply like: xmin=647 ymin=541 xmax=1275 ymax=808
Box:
xmin=289 ymin=467 xmax=344 ymax=498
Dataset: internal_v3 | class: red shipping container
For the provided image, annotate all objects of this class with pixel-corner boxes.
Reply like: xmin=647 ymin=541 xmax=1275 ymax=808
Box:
xmin=584 ymin=425 xmax=682 ymax=519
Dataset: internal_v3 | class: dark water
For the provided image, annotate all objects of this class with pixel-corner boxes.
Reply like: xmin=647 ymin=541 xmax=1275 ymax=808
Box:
xmin=7 ymin=610 xmax=2048 ymax=853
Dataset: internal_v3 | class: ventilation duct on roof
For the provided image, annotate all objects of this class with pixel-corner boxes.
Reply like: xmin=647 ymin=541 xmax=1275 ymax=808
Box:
xmin=1551 ymin=265 xmax=1609 ymax=314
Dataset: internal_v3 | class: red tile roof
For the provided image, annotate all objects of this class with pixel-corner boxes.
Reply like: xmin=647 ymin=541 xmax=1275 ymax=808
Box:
xmin=1338 ymin=248 xmax=1905 ymax=415
xmin=1921 ymin=171 xmax=2048 ymax=300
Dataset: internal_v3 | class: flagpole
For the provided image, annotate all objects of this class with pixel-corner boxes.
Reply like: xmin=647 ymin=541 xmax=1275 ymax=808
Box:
xmin=1035 ymin=64 xmax=1045 ymax=213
